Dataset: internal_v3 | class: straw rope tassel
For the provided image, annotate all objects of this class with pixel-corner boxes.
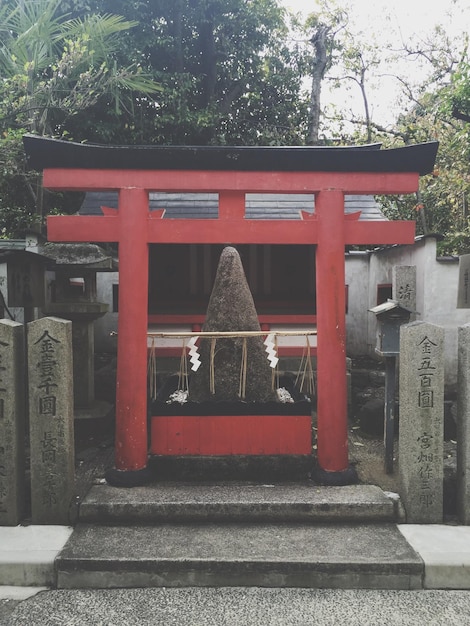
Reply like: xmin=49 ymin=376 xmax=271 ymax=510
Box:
xmin=147 ymin=337 xmax=157 ymax=400
xmin=271 ymin=335 xmax=280 ymax=391
xmin=307 ymin=337 xmax=315 ymax=396
xmin=209 ymin=337 xmax=217 ymax=395
xmin=238 ymin=337 xmax=248 ymax=399
xmin=295 ymin=339 xmax=308 ymax=391
xmin=178 ymin=338 xmax=189 ymax=392
xmin=299 ymin=337 xmax=315 ymax=396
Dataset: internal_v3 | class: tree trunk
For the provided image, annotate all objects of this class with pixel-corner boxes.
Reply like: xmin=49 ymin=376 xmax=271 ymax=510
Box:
xmin=307 ymin=25 xmax=330 ymax=146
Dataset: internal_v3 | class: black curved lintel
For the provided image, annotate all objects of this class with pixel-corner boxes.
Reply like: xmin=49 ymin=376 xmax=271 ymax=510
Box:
xmin=23 ymin=134 xmax=438 ymax=176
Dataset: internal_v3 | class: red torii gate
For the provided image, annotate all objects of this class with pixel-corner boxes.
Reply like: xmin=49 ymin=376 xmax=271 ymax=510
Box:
xmin=24 ymin=136 xmax=438 ymax=485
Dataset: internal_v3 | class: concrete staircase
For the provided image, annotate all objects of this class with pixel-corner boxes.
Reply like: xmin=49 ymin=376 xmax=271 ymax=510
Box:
xmin=56 ymin=483 xmax=424 ymax=590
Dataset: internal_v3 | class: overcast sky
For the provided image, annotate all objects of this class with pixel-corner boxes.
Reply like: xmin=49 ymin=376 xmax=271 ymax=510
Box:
xmin=280 ymin=0 xmax=469 ymax=128
xmin=281 ymin=0 xmax=469 ymax=39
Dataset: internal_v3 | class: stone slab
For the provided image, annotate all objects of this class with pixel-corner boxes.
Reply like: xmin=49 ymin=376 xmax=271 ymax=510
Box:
xmin=28 ymin=317 xmax=75 ymax=524
xmin=457 ymin=323 xmax=470 ymax=523
xmin=148 ymin=454 xmax=313 ymax=481
xmin=0 ymin=586 xmax=47 ymax=600
xmin=398 ymin=525 xmax=470 ymax=589
xmin=392 ymin=265 xmax=416 ymax=313
xmin=0 ymin=525 xmax=73 ymax=586
xmin=80 ymin=483 xmax=397 ymax=523
xmin=457 ymin=253 xmax=470 ymax=308
xmin=56 ymin=522 xmax=422 ymax=589
xmin=399 ymin=321 xmax=444 ymax=523
xmin=6 ymin=588 xmax=470 ymax=626
xmin=0 ymin=320 xmax=25 ymax=526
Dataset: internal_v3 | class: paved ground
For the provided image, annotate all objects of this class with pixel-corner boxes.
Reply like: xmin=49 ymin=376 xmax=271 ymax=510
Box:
xmin=3 ymin=587 xmax=470 ymax=626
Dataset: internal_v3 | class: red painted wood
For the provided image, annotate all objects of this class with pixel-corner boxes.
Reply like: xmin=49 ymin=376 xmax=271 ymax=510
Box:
xmin=345 ymin=220 xmax=415 ymax=245
xmin=150 ymin=415 xmax=312 ymax=455
xmin=48 ymin=215 xmax=119 ymax=242
xmin=48 ymin=214 xmax=415 ymax=246
xmin=114 ymin=188 xmax=149 ymax=471
xmin=43 ymin=164 xmax=420 ymax=472
xmin=43 ymin=168 xmax=419 ymax=194
xmin=219 ymin=191 xmax=246 ymax=219
xmin=315 ymin=190 xmax=349 ymax=473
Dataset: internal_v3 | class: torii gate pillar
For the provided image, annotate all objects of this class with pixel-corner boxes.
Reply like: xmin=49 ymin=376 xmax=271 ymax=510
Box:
xmin=315 ymin=190 xmax=350 ymax=478
xmin=114 ymin=188 xmax=150 ymax=476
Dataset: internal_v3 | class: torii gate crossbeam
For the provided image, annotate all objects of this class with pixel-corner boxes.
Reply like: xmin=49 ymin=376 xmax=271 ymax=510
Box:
xmin=24 ymin=136 xmax=438 ymax=485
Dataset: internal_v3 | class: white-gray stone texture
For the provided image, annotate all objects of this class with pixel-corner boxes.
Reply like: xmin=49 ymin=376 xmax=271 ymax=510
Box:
xmin=28 ymin=317 xmax=75 ymax=524
xmin=458 ymin=322 xmax=470 ymax=524
xmin=393 ymin=265 xmax=416 ymax=314
xmin=399 ymin=321 xmax=444 ymax=523
xmin=0 ymin=319 xmax=25 ymax=526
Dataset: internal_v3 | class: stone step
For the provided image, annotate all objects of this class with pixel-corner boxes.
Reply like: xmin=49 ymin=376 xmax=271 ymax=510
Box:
xmin=56 ymin=522 xmax=423 ymax=589
xmin=79 ymin=483 xmax=400 ymax=523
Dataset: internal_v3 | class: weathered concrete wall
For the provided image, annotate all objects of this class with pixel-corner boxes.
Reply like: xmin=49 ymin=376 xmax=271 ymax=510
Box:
xmin=95 ymin=272 xmax=118 ymax=353
xmin=0 ymin=263 xmax=25 ymax=324
xmin=367 ymin=237 xmax=466 ymax=384
xmin=421 ymin=253 xmax=467 ymax=386
xmin=345 ymin=252 xmax=370 ymax=355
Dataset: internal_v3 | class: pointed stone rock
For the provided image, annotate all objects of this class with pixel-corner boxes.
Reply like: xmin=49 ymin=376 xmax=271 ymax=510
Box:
xmin=190 ymin=246 xmax=276 ymax=403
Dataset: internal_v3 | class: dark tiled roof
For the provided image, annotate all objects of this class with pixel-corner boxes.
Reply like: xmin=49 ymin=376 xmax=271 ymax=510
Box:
xmin=23 ymin=135 xmax=438 ymax=175
xmin=80 ymin=192 xmax=386 ymax=221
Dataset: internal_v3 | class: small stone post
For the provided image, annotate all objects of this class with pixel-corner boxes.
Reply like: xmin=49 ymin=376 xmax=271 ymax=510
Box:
xmin=0 ymin=320 xmax=25 ymax=525
xmin=458 ymin=323 xmax=470 ymax=524
xmin=28 ymin=317 xmax=75 ymax=524
xmin=392 ymin=265 xmax=416 ymax=315
xmin=399 ymin=321 xmax=444 ymax=523
xmin=457 ymin=254 xmax=470 ymax=309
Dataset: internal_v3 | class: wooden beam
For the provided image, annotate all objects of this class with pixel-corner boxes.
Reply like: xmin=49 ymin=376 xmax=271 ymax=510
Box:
xmin=47 ymin=214 xmax=415 ymax=245
xmin=43 ymin=168 xmax=419 ymax=195
xmin=47 ymin=215 xmax=119 ymax=242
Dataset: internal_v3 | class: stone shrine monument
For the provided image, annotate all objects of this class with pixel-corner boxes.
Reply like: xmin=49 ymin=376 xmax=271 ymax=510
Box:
xmin=399 ymin=320 xmax=444 ymax=523
xmin=189 ymin=246 xmax=276 ymax=403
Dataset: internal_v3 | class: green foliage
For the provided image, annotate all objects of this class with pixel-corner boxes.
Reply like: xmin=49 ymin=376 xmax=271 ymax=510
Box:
xmin=0 ymin=128 xmax=38 ymax=237
xmin=62 ymin=0 xmax=308 ymax=145
xmin=0 ymin=0 xmax=160 ymax=137
xmin=376 ymin=37 xmax=470 ymax=255
xmin=0 ymin=0 xmax=160 ymax=234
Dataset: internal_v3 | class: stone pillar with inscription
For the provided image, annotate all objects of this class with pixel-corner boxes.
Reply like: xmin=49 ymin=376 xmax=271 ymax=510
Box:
xmin=393 ymin=265 xmax=416 ymax=314
xmin=399 ymin=321 xmax=444 ymax=523
xmin=28 ymin=317 xmax=75 ymax=524
xmin=0 ymin=320 xmax=25 ymax=526
xmin=458 ymin=323 xmax=470 ymax=524
xmin=457 ymin=254 xmax=470 ymax=309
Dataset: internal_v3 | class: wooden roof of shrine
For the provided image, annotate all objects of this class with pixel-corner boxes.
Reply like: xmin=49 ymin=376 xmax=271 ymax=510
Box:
xmin=24 ymin=136 xmax=438 ymax=224
xmin=23 ymin=135 xmax=438 ymax=176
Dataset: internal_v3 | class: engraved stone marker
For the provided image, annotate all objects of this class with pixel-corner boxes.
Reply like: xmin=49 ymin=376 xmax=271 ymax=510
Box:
xmin=458 ymin=323 xmax=470 ymax=524
xmin=0 ymin=320 xmax=25 ymax=525
xmin=399 ymin=321 xmax=444 ymax=523
xmin=392 ymin=265 xmax=416 ymax=314
xmin=457 ymin=254 xmax=470 ymax=308
xmin=28 ymin=317 xmax=74 ymax=524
